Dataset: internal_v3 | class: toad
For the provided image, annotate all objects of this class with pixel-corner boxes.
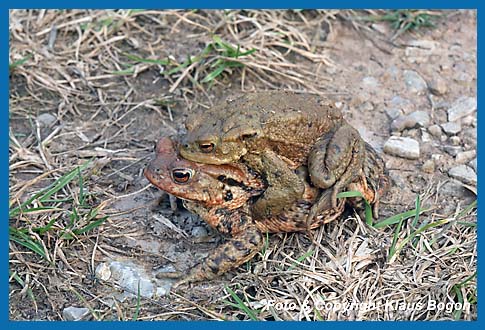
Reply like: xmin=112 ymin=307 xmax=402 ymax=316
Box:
xmin=179 ymin=91 xmax=365 ymax=223
xmin=145 ymin=137 xmax=346 ymax=287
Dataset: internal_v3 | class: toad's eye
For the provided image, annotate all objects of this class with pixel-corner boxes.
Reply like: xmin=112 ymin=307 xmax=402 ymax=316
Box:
xmin=172 ymin=168 xmax=193 ymax=184
xmin=198 ymin=142 xmax=215 ymax=153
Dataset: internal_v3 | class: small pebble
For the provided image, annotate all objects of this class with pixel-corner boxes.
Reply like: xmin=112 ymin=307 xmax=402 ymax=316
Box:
xmin=191 ymin=226 xmax=208 ymax=238
xmin=422 ymin=159 xmax=435 ymax=173
xmin=391 ymin=111 xmax=430 ymax=132
xmin=448 ymin=165 xmax=477 ymax=186
xmin=403 ymin=70 xmax=428 ymax=94
xmin=36 ymin=113 xmax=57 ymax=127
xmin=449 ymin=136 xmax=461 ymax=146
xmin=383 ymin=136 xmax=420 ymax=159
xmin=447 ymin=97 xmax=477 ymax=122
xmin=441 ymin=122 xmax=462 ymax=135
xmin=455 ymin=150 xmax=476 ymax=164
xmin=428 ymin=124 xmax=443 ymax=137
xmin=362 ymin=76 xmax=379 ymax=88
xmin=421 ymin=129 xmax=431 ymax=143
xmin=62 ymin=307 xmax=91 ymax=321
xmin=95 ymin=263 xmax=111 ymax=281
xmin=390 ymin=96 xmax=414 ymax=114
xmin=428 ymin=77 xmax=448 ymax=96
xmin=385 ymin=108 xmax=403 ymax=120
xmin=359 ymin=101 xmax=374 ymax=111
xmin=443 ymin=145 xmax=462 ymax=157
xmin=439 ymin=179 xmax=467 ymax=196
xmin=469 ymin=158 xmax=477 ymax=172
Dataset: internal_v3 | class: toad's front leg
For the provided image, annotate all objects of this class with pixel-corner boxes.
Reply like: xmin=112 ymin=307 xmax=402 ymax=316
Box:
xmin=245 ymin=150 xmax=305 ymax=221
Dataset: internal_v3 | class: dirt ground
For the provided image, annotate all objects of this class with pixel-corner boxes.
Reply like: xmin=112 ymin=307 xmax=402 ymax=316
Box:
xmin=9 ymin=10 xmax=476 ymax=320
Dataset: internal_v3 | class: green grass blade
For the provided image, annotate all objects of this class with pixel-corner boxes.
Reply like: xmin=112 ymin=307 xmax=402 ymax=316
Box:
xmin=373 ymin=208 xmax=429 ymax=229
xmin=123 ymin=53 xmax=170 ymax=66
xmin=9 ymin=228 xmax=48 ymax=260
xmin=73 ymin=217 xmax=107 ymax=235
xmin=201 ymin=64 xmax=227 ymax=83
xmin=224 ymin=286 xmax=259 ymax=320
xmin=288 ymin=249 xmax=314 ymax=270
xmin=9 ymin=54 xmax=33 ymax=70
xmin=412 ymin=194 xmax=421 ymax=227
xmin=337 ymin=190 xmax=373 ymax=225
xmin=132 ymin=281 xmax=141 ymax=321
xmin=9 ymin=161 xmax=91 ymax=217
xmin=388 ymin=216 xmax=406 ymax=260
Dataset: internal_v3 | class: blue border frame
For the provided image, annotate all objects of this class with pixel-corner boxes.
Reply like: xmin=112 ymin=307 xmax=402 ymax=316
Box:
xmin=4 ymin=0 xmax=481 ymax=328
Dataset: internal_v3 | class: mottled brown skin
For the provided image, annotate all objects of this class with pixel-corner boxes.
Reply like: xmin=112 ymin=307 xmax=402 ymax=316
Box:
xmin=144 ymin=138 xmax=345 ymax=287
xmin=346 ymin=142 xmax=391 ymax=219
xmin=179 ymin=91 xmax=365 ymax=221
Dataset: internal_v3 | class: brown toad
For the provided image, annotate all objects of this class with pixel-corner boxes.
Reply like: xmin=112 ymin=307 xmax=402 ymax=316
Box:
xmin=180 ymin=91 xmax=365 ymax=222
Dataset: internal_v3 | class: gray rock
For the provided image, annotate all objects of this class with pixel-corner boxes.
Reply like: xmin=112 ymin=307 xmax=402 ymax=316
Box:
xmin=191 ymin=226 xmax=208 ymax=238
xmin=37 ymin=113 xmax=57 ymax=127
xmin=109 ymin=261 xmax=155 ymax=298
xmin=408 ymin=111 xmax=430 ymax=127
xmin=362 ymin=76 xmax=379 ymax=88
xmin=390 ymin=96 xmax=414 ymax=114
xmin=439 ymin=179 xmax=467 ymax=197
xmin=359 ymin=101 xmax=375 ymax=111
xmin=385 ymin=108 xmax=403 ymax=120
xmin=455 ymin=150 xmax=476 ymax=164
xmin=469 ymin=158 xmax=477 ymax=172
xmin=448 ymin=97 xmax=477 ymax=122
xmin=428 ymin=77 xmax=448 ymax=96
xmin=383 ymin=136 xmax=420 ymax=159
xmin=441 ymin=122 xmax=462 ymax=135
xmin=62 ymin=307 xmax=91 ymax=321
xmin=428 ymin=125 xmax=443 ymax=138
xmin=403 ymin=70 xmax=428 ymax=94
xmin=391 ymin=111 xmax=430 ymax=132
xmin=448 ymin=165 xmax=477 ymax=186
xmin=443 ymin=145 xmax=462 ymax=157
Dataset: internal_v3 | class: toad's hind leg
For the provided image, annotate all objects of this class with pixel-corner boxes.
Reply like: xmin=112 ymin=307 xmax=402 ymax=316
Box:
xmin=307 ymin=124 xmax=365 ymax=224
xmin=173 ymin=224 xmax=263 ymax=288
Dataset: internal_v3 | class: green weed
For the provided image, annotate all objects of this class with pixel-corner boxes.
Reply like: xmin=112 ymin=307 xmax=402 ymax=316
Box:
xmin=224 ymin=285 xmax=260 ymax=320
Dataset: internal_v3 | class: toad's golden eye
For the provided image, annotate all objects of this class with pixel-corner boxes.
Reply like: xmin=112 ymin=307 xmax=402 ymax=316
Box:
xmin=198 ymin=142 xmax=215 ymax=153
xmin=172 ymin=168 xmax=193 ymax=184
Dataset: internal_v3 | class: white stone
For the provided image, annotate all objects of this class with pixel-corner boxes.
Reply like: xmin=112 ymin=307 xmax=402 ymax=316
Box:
xmin=448 ymin=97 xmax=477 ymax=122
xmin=441 ymin=122 xmax=462 ymax=135
xmin=63 ymin=307 xmax=90 ymax=321
xmin=383 ymin=136 xmax=420 ymax=159
xmin=95 ymin=263 xmax=111 ymax=281
xmin=455 ymin=150 xmax=476 ymax=164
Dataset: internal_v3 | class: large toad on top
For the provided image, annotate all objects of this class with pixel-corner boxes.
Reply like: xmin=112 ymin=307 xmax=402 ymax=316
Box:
xmin=180 ymin=91 xmax=366 ymax=222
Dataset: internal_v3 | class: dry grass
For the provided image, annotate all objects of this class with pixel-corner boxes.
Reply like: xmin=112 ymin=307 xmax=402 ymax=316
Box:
xmin=9 ymin=9 xmax=476 ymax=320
